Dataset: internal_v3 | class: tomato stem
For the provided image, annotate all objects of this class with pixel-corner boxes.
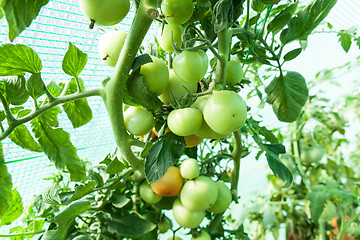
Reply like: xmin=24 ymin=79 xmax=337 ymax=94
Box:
xmin=231 ymin=130 xmax=242 ymax=201
xmin=215 ymin=29 xmax=231 ymax=89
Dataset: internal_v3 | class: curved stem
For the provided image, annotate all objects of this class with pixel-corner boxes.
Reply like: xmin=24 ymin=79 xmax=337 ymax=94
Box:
xmin=0 ymin=230 xmax=45 ymax=238
xmin=231 ymin=130 xmax=242 ymax=201
xmin=0 ymin=88 xmax=103 ymax=141
xmin=102 ymin=0 xmax=158 ymax=174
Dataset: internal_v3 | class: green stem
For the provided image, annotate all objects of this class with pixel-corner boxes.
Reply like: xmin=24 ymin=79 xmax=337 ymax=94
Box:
xmin=206 ymin=213 xmax=223 ymax=233
xmin=0 ymin=92 xmax=16 ymax=125
xmin=0 ymin=230 xmax=45 ymax=237
xmin=231 ymin=130 xmax=242 ymax=201
xmin=319 ymin=218 xmax=327 ymax=240
xmin=337 ymin=208 xmax=347 ymax=240
xmin=214 ymin=29 xmax=231 ymax=89
xmin=75 ymin=76 xmax=83 ymax=92
xmin=0 ymin=88 xmax=102 ymax=141
xmin=102 ymin=0 xmax=158 ymax=174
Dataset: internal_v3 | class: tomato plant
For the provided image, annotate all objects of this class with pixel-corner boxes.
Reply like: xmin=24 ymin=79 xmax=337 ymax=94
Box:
xmin=0 ymin=0 xmax=357 ymax=239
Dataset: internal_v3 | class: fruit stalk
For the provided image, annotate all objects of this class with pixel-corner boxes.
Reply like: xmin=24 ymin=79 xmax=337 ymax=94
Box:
xmin=231 ymin=130 xmax=242 ymax=199
xmin=103 ymin=0 xmax=158 ymax=174
xmin=214 ymin=29 xmax=231 ymax=89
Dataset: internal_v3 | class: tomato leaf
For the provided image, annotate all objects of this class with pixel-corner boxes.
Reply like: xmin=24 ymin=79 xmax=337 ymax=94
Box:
xmin=337 ymin=31 xmax=352 ymax=53
xmin=105 ymin=213 xmax=156 ymax=236
xmin=68 ymin=180 xmax=96 ymax=203
xmin=61 ymin=78 xmax=93 ymax=128
xmin=0 ymin=189 xmax=23 ymax=226
xmin=62 ymin=42 xmax=88 ymax=77
xmin=31 ymin=109 xmax=86 ymax=182
xmin=9 ymin=124 xmax=42 ymax=152
xmin=280 ymin=0 xmax=337 ymax=44
xmin=283 ymin=48 xmax=302 ymax=62
xmin=0 ymin=44 xmax=42 ymax=76
xmin=267 ymin=7 xmax=292 ymax=34
xmin=2 ymin=0 xmax=50 ymax=41
xmin=265 ymin=71 xmax=308 ymax=122
xmin=306 ymin=189 xmax=331 ymax=223
xmin=0 ymin=142 xmax=13 ymax=219
xmin=26 ymin=73 xmax=45 ymax=100
xmin=0 ymin=75 xmax=29 ymax=105
xmin=212 ymin=0 xmax=244 ymax=33
xmin=247 ymin=118 xmax=280 ymax=144
xmin=145 ymin=132 xmax=186 ymax=184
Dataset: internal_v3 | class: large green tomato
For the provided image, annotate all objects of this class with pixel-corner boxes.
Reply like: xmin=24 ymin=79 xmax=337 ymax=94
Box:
xmin=180 ymin=158 xmax=200 ymax=180
xmin=79 ymin=0 xmax=130 ymax=26
xmin=300 ymin=145 xmax=324 ymax=164
xmin=139 ymin=181 xmax=162 ymax=204
xmin=191 ymin=230 xmax=211 ymax=240
xmin=191 ymin=96 xmax=229 ymax=139
xmin=180 ymin=176 xmax=218 ymax=211
xmin=98 ymin=30 xmax=127 ymax=67
xmin=159 ymin=69 xmax=198 ymax=104
xmin=172 ymin=198 xmax=205 ymax=228
xmin=161 ymin=0 xmax=194 ymax=25
xmin=173 ymin=50 xmax=208 ymax=83
xmin=167 ymin=108 xmax=202 ymax=136
xmin=158 ymin=23 xmax=183 ymax=53
xmin=124 ymin=106 xmax=154 ymax=136
xmin=226 ymin=60 xmax=243 ymax=86
xmin=207 ymin=181 xmax=232 ymax=213
xmin=140 ymin=56 xmax=169 ymax=96
xmin=203 ymin=90 xmax=247 ymax=135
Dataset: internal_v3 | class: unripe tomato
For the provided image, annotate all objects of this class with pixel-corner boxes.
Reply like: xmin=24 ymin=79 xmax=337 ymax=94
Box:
xmin=180 ymin=176 xmax=218 ymax=211
xmin=180 ymin=158 xmax=200 ymax=180
xmin=191 ymin=96 xmax=228 ymax=139
xmin=207 ymin=181 xmax=232 ymax=213
xmin=167 ymin=108 xmax=203 ymax=136
xmin=151 ymin=166 xmax=184 ymax=196
xmin=173 ymin=50 xmax=208 ymax=83
xmin=161 ymin=0 xmax=194 ymax=25
xmin=203 ymin=90 xmax=247 ymax=135
xmin=139 ymin=181 xmax=163 ymax=204
xmin=158 ymin=69 xmax=198 ymax=105
xmin=300 ymin=145 xmax=324 ymax=164
xmin=172 ymin=198 xmax=206 ymax=228
xmin=79 ymin=0 xmax=130 ymax=26
xmin=191 ymin=230 xmax=211 ymax=240
xmin=184 ymin=134 xmax=203 ymax=148
xmin=140 ymin=56 xmax=169 ymax=96
xmin=98 ymin=30 xmax=127 ymax=67
xmin=124 ymin=106 xmax=154 ymax=136
xmin=225 ymin=60 xmax=243 ymax=86
xmin=158 ymin=23 xmax=183 ymax=53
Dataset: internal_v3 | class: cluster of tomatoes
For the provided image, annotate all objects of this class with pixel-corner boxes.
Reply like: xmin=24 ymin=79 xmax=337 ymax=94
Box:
xmin=139 ymin=159 xmax=232 ymax=234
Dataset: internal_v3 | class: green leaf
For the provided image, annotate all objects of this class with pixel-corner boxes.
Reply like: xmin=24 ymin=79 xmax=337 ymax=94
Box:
xmin=283 ymin=48 xmax=302 ymax=62
xmin=306 ymin=189 xmax=331 ymax=223
xmin=2 ymin=0 xmax=50 ymax=41
xmin=212 ymin=0 xmax=244 ymax=33
xmin=110 ymin=192 xmax=131 ymax=208
xmin=41 ymin=199 xmax=91 ymax=240
xmin=62 ymin=78 xmax=92 ymax=128
xmin=265 ymin=71 xmax=309 ymax=122
xmin=0 ymin=142 xmax=13 ymax=219
xmin=106 ymin=213 xmax=156 ymax=236
xmin=26 ymin=73 xmax=45 ymax=100
xmin=125 ymin=73 xmax=163 ymax=113
xmin=132 ymin=54 xmax=152 ymax=72
xmin=9 ymin=124 xmax=42 ymax=152
xmin=0 ymin=43 xmax=42 ymax=75
xmin=42 ymin=183 xmax=61 ymax=205
xmin=247 ymin=118 xmax=279 ymax=144
xmin=267 ymin=8 xmax=292 ymax=34
xmin=145 ymin=132 xmax=186 ymax=184
xmin=106 ymin=157 xmax=127 ymax=175
xmin=69 ymin=180 xmax=96 ymax=203
xmin=47 ymin=81 xmax=63 ymax=97
xmin=337 ymin=31 xmax=352 ymax=53
xmin=0 ymin=75 xmax=29 ymax=105
xmin=31 ymin=110 xmax=86 ymax=182
xmin=356 ymin=37 xmax=360 ymax=49
xmin=280 ymin=0 xmax=337 ymax=44
xmin=0 ymin=189 xmax=22 ymax=226
xmin=62 ymin=42 xmax=88 ymax=77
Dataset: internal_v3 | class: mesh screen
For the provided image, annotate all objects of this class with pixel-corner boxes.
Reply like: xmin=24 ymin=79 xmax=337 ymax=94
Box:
xmin=0 ymin=0 xmax=158 ymax=207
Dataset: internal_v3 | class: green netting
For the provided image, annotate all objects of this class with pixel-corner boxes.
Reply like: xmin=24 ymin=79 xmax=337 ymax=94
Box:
xmin=0 ymin=0 xmax=157 ymax=208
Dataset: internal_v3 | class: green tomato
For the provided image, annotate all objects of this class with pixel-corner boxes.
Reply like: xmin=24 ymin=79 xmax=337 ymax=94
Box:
xmin=191 ymin=96 xmax=229 ymax=139
xmin=158 ymin=23 xmax=183 ymax=53
xmin=207 ymin=181 xmax=232 ymax=213
xmin=159 ymin=69 xmax=198 ymax=105
xmin=300 ymin=145 xmax=324 ymax=164
xmin=180 ymin=176 xmax=218 ymax=211
xmin=161 ymin=0 xmax=194 ymax=25
xmin=167 ymin=108 xmax=203 ymax=137
xmin=98 ymin=30 xmax=127 ymax=67
xmin=173 ymin=50 xmax=208 ymax=83
xmin=191 ymin=230 xmax=211 ymax=240
xmin=140 ymin=56 xmax=169 ymax=96
xmin=79 ymin=0 xmax=130 ymax=26
xmin=139 ymin=181 xmax=163 ymax=204
xmin=172 ymin=198 xmax=205 ymax=228
xmin=225 ymin=60 xmax=243 ymax=86
xmin=180 ymin=158 xmax=200 ymax=180
xmin=124 ymin=106 xmax=154 ymax=136
xmin=203 ymin=90 xmax=247 ymax=135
